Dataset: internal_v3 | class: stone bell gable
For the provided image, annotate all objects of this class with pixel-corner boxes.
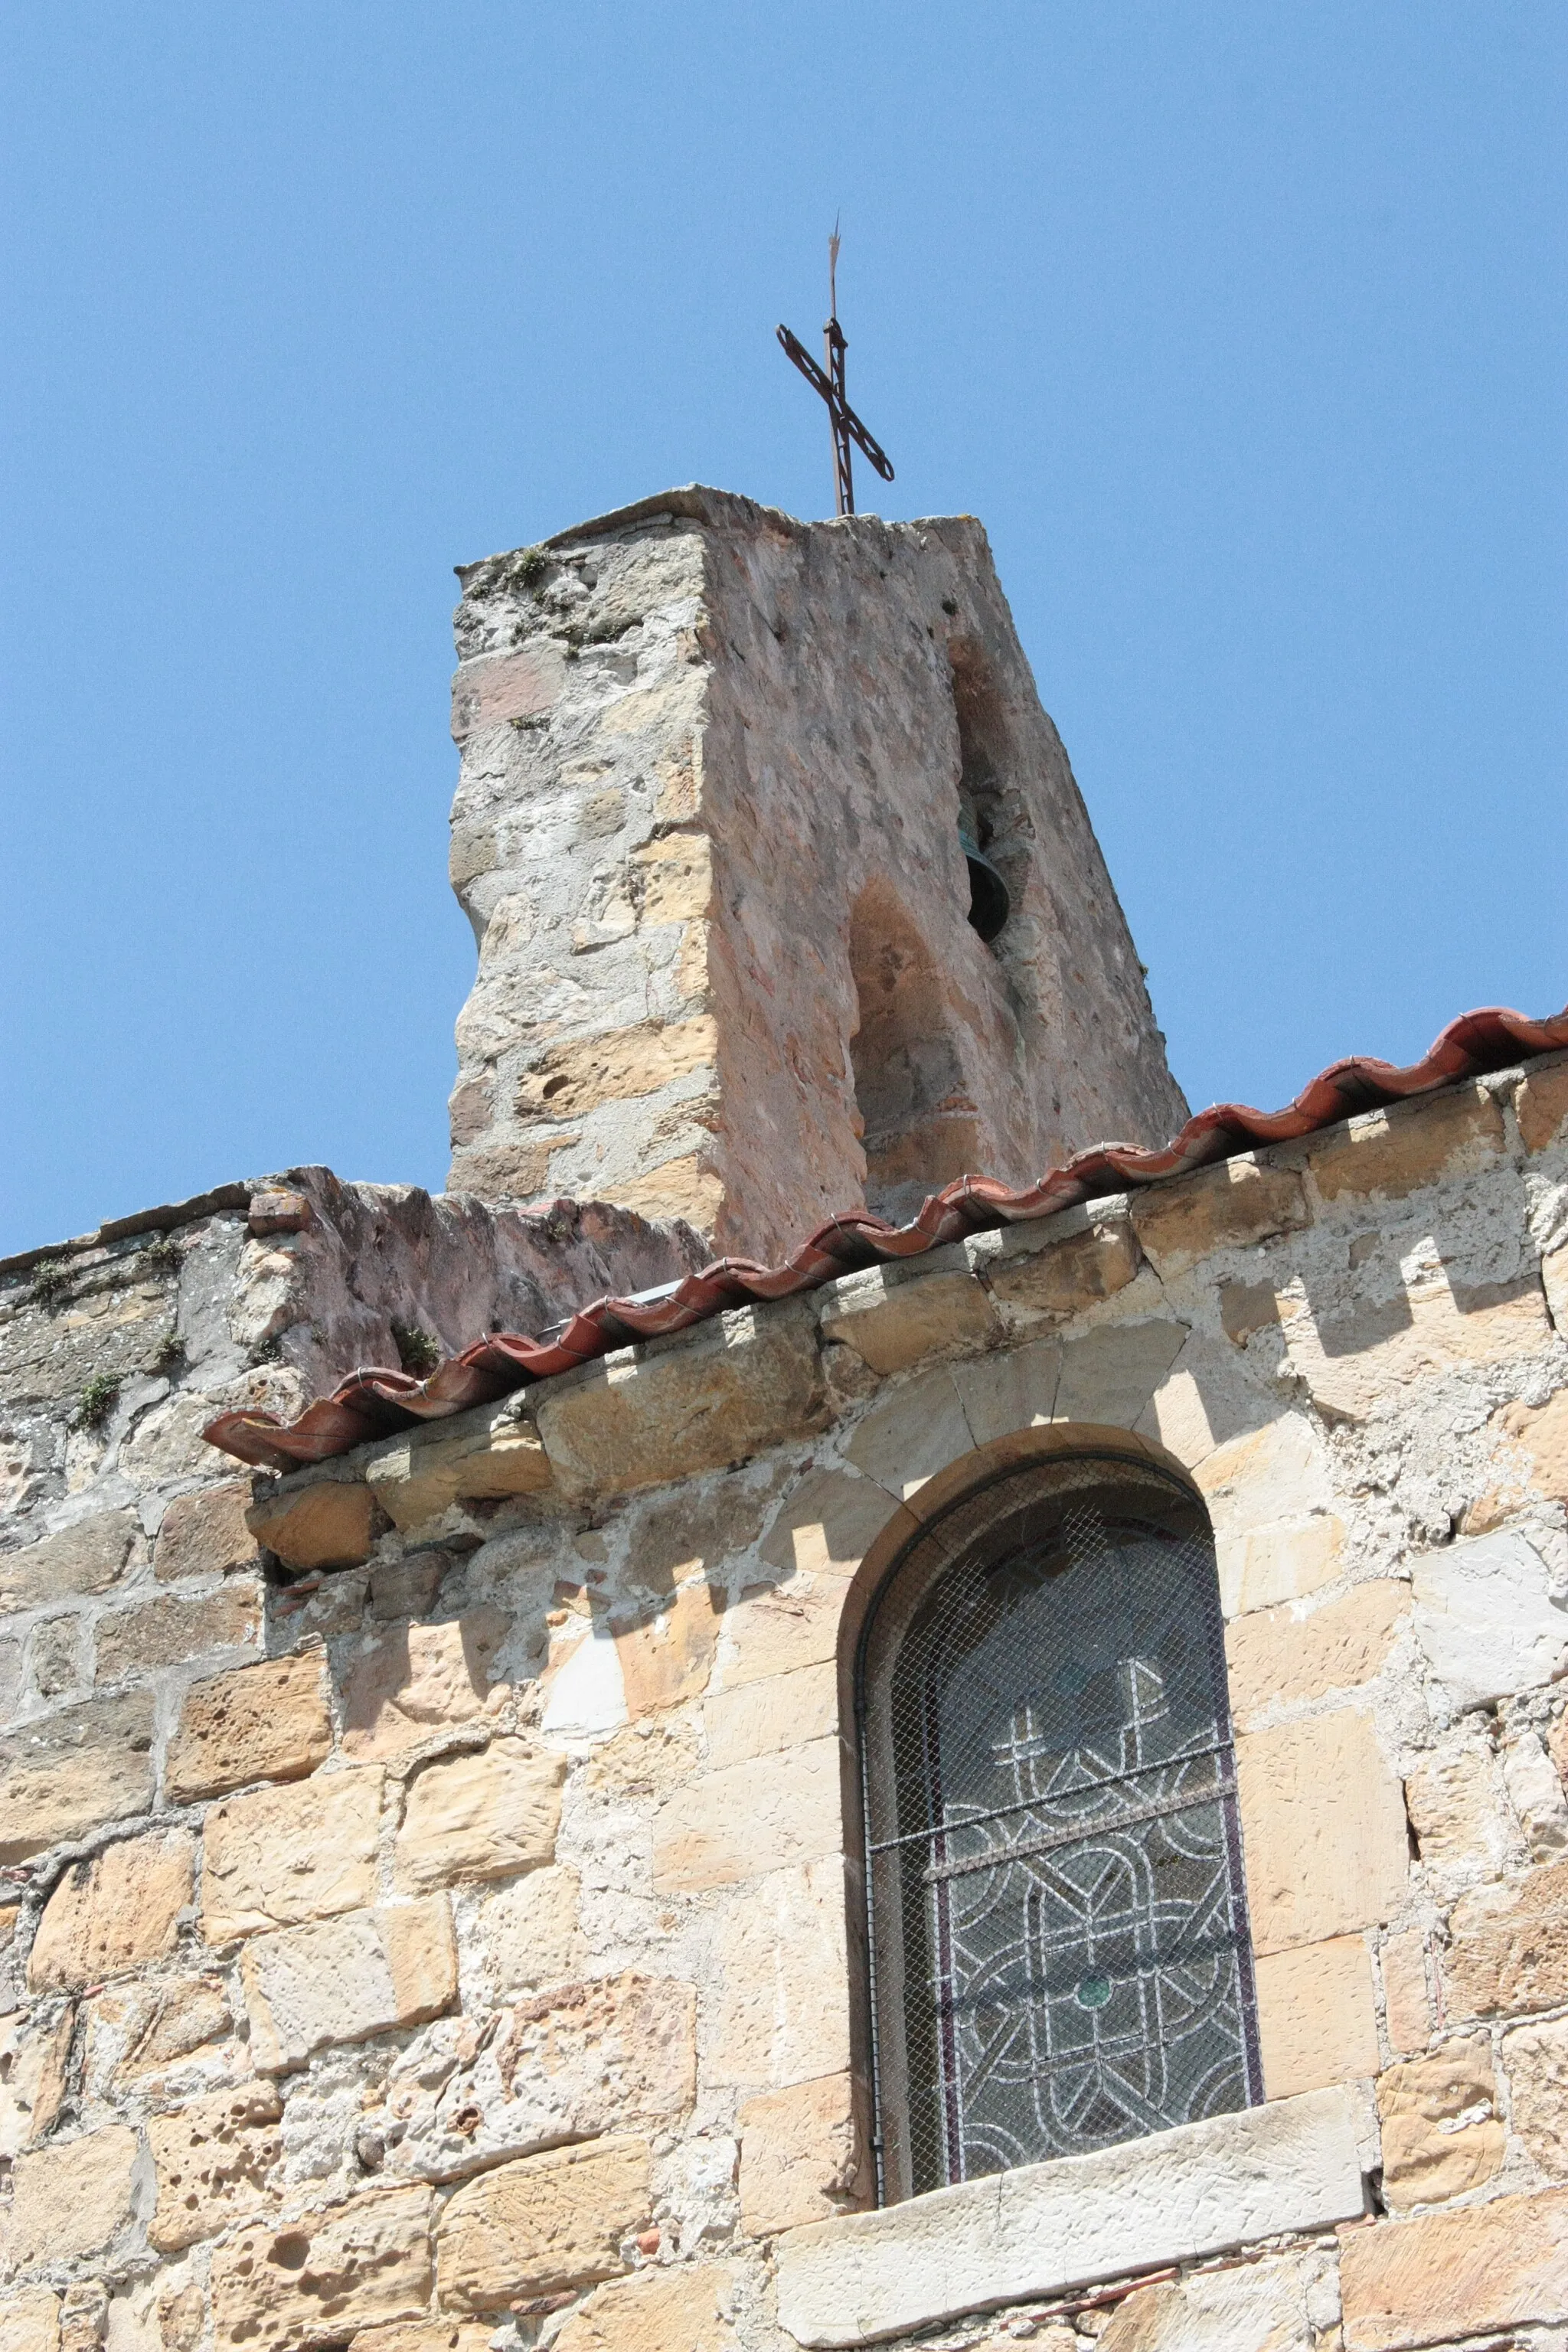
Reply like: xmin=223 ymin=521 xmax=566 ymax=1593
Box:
xmin=445 ymin=487 xmax=1187 ymax=1257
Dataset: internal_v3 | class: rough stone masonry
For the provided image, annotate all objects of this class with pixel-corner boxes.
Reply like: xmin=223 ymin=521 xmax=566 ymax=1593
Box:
xmin=2 ymin=488 xmax=1568 ymax=2352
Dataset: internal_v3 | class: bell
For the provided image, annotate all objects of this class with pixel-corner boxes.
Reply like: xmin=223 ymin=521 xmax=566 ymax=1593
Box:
xmin=958 ymin=826 xmax=1010 ymax=943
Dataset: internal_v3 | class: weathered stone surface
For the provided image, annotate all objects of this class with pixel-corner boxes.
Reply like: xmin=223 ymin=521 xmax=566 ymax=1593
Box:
xmin=776 ymin=2088 xmax=1364 ymax=2349
xmin=450 ymin=642 xmax=567 ymax=739
xmin=165 ymin=1648 xmax=332 ymax=1802
xmin=347 ymin=2328 xmax=490 ymax=2352
xmin=435 ymin=2135 xmax=649 ymax=2309
xmin=0 ymin=2007 xmax=72 ymax=2157
xmin=710 ymin=1858 xmax=851 ymax=2089
xmin=90 ymin=1970 xmax=232 ymax=2082
xmin=148 ymin=2080 xmax=284 ymax=2251
xmin=818 ymin=1265 xmax=1000 ymax=1376
xmin=479 ymin=1864 xmax=583 ymax=1996
xmin=28 ymin=1827 xmax=193 ymax=1991
xmin=1403 ymin=1732 xmax=1511 ymax=1887
xmin=1516 ymin=1053 xmax=1568 ymax=1152
xmin=516 ymin=1017 xmax=717 ymax=1120
xmin=1224 ymin=1579 xmax=1409 ymax=1723
xmin=1308 ymin=1081 xmax=1507 ymax=1204
xmin=1503 ymin=1727 xmax=1568 ymax=1858
xmin=364 ymin=1409 xmax=550 ymax=1531
xmin=1489 ymin=1386 xmax=1568 ymax=1512
xmin=1379 ymin=1930 xmax=1431 ymax=2057
xmin=534 ymin=1303 xmax=825 ymax=1499
xmin=652 ymin=1736 xmax=841 ymax=1892
xmin=1222 ymin=1514 xmax=1344 ymax=1618
xmin=340 ymin=1613 xmax=506 ymax=1759
xmin=247 ymin=1473 xmax=379 ymax=1570
xmin=739 ymin=2073 xmax=864 ymax=2234
xmin=242 ymin=1897 xmax=458 ymax=2073
xmin=1446 ymin=1857 xmax=1568 ymax=2017
xmin=1254 ymin=1933 xmax=1378 ymax=2098
xmin=93 ymin=1584 xmax=260 ymax=1681
xmin=1194 ymin=1413 xmax=1334 ymax=1539
xmin=154 ymin=1482 xmax=261 ymax=1583
xmin=1 ymin=2124 xmax=141 ymax=2270
xmin=1339 ymin=2186 xmax=1568 ymax=2347
xmin=1051 ymin=1318 xmax=1190 ymax=1430
xmin=704 ymin=1662 xmax=838 ymax=1769
xmin=202 ymin=1768 xmax=383 ymax=1940
xmin=985 ymin=1212 xmax=1141 ymax=1317
xmin=551 ymin=2263 xmax=737 ymax=2352
xmin=1377 ymin=2037 xmax=1503 ymax=2207
xmin=0 ymin=2293 xmax=60 ymax=2352
xmin=395 ymin=1741 xmax=564 ymax=1893
xmin=844 ymin=1366 xmax=975 ymax=1498
xmin=0 ymin=1509 xmax=140 ymax=1614
xmin=951 ymin=1337 xmax=1064 ymax=1446
xmin=1502 ymin=2014 xmax=1568 ymax=2177
xmin=1285 ymin=1272 xmax=1551 ymax=1423
xmin=760 ymin=1471 xmax=905 ymax=1582
xmin=613 ymin=1580 xmax=721 ymax=1718
xmin=0 ymin=1690 xmax=155 ymax=1864
xmin=1096 ymin=2252 xmax=1324 ymax=2351
xmin=1410 ymin=1528 xmax=1568 ymax=1710
xmin=1236 ymin=1710 xmax=1409 ymax=1954
xmin=1130 ymin=1158 xmax=1309 ymax=1273
xmin=717 ymin=1566 xmax=854 ymax=1688
xmin=208 ymin=2185 xmax=433 ymax=2351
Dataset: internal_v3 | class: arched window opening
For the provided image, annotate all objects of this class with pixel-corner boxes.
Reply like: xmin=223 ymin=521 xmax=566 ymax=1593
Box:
xmin=848 ymin=885 xmax=978 ymax=1222
xmin=951 ymin=644 xmax=1014 ymax=945
xmin=855 ymin=1451 xmax=1261 ymax=2206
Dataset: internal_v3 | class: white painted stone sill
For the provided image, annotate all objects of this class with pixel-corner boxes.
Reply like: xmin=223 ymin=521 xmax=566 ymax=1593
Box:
xmin=775 ymin=2087 xmax=1367 ymax=2349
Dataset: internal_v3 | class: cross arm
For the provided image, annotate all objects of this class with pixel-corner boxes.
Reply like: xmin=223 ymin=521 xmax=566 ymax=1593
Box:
xmin=776 ymin=325 xmax=896 ymax=484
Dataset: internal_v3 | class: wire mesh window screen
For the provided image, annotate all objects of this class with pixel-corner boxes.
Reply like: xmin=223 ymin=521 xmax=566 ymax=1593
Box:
xmin=858 ymin=1453 xmax=1262 ymax=2203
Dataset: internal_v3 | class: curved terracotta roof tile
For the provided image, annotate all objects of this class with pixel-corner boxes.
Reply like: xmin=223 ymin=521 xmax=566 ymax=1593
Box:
xmin=204 ymin=1003 xmax=1568 ymax=1474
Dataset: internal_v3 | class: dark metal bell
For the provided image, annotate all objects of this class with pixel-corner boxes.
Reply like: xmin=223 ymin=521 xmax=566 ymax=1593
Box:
xmin=958 ymin=826 xmax=1010 ymax=942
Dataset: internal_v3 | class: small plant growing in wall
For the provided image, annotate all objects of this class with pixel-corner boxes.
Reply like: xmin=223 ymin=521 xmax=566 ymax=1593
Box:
xmin=391 ymin=1319 xmax=442 ymax=1377
xmin=74 ymin=1374 xmax=121 ymax=1432
xmin=152 ymin=1331 xmax=185 ymax=1377
xmin=30 ymin=1259 xmax=71 ymax=1308
xmin=142 ymin=1232 xmax=181 ymax=1273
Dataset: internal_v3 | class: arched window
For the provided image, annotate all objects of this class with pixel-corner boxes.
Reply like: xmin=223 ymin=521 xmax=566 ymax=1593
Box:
xmin=854 ymin=1450 xmax=1262 ymax=2206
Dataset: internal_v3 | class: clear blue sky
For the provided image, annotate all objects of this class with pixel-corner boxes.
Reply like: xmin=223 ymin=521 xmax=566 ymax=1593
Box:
xmin=3 ymin=6 xmax=1564 ymax=1254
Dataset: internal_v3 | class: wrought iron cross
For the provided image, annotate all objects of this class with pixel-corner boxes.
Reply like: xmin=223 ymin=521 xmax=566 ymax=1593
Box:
xmin=777 ymin=227 xmax=894 ymax=517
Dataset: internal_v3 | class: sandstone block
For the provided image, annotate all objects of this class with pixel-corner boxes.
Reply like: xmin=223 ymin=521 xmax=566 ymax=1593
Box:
xmin=93 ymin=1969 xmax=233 ymax=2082
xmin=364 ymin=1409 xmax=550 ymax=1533
xmin=1096 ymin=2252 xmax=1323 ymax=2352
xmin=1547 ymin=1244 xmax=1568 ymax=1337
xmin=535 ymin=1302 xmax=825 ymax=1499
xmin=1411 ymin=1528 xmax=1568 ymax=1711
xmin=613 ymin=1579 xmax=721 ymax=1719
xmin=652 ymin=1735 xmax=841 ymax=1893
xmin=1501 ymin=2014 xmax=1568 ymax=2177
xmin=1194 ymin=1413 xmax=1334 ymax=1537
xmin=395 ymin=1740 xmax=564 ymax=1893
xmin=479 ymin=1864 xmax=583 ymax=1997
xmin=0 ymin=1690 xmax=155 ymax=1864
xmin=1050 ymin=1318 xmax=1190 ymax=1429
xmin=154 ymin=1481 xmax=262 ymax=1582
xmin=1403 ymin=1733 xmax=1511 ymax=1888
xmin=341 ymin=1612 xmax=507 ymax=1759
xmin=1379 ymin=1931 xmax=1431 ymax=2057
xmin=739 ymin=2072 xmax=864 ymax=2235
xmin=1221 ymin=1514 xmax=1344 ymax=1617
xmin=0 ymin=1509 xmax=140 ymax=1614
xmin=1339 ymin=2186 xmax=1568 ymax=2348
xmin=1503 ymin=1727 xmax=1568 ymax=1858
xmin=148 ymin=2079 xmax=284 ymax=2251
xmin=347 ymin=2328 xmax=490 ymax=2352
xmin=247 ymin=1473 xmax=378 ymax=1571
xmin=1254 ymin=1933 xmax=1378 ymax=2099
xmin=243 ymin=1896 xmax=457 ymax=2073
xmin=1491 ymin=1386 xmax=1568 ymax=1513
xmin=436 ymin=2135 xmax=649 ymax=2310
xmin=818 ymin=1265 xmax=1000 ymax=1376
xmin=843 ymin=1366 xmax=974 ymax=1498
xmin=165 ymin=1648 xmax=332 ymax=1802
xmin=0 ymin=2293 xmax=59 ymax=2352
xmin=951 ymin=1338 xmax=1065 ymax=1446
xmin=450 ymin=643 xmax=566 ymax=739
xmin=1219 ymin=1275 xmax=1283 ymax=1345
xmin=711 ymin=1857 xmax=851 ymax=2089
xmin=1236 ymin=1710 xmax=1409 ymax=1955
xmin=1287 ymin=1271 xmax=1551 ymax=1423
xmin=208 ymin=2185 xmax=433 ymax=2351
xmin=1130 ymin=1158 xmax=1309 ymax=1273
xmin=719 ymin=1568 xmax=854 ymax=1690
xmin=986 ymin=1212 xmax=1141 ymax=1318
xmin=202 ymin=1768 xmax=383 ymax=1940
xmin=515 ymin=1014 xmax=717 ymax=1119
xmin=551 ymin=2264 xmax=737 ymax=2352
xmin=760 ymin=1470 xmax=906 ymax=1583
xmin=1376 ymin=2037 xmax=1503 ymax=2207
xmin=1225 ymin=1580 xmax=1408 ymax=1724
xmin=704 ymin=1663 xmax=838 ymax=1769
xmin=93 ymin=1584 xmax=260 ymax=1681
xmin=1517 ymin=1053 xmax=1568 ymax=1152
xmin=1 ymin=2124 xmax=140 ymax=2269
xmin=1446 ymin=1857 xmax=1568 ymax=2017
xmin=1307 ymin=1081 xmax=1507 ymax=1205
xmin=28 ymin=1827 xmax=193 ymax=1992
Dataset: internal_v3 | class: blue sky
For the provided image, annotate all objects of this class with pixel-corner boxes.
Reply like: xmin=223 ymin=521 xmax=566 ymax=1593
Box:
xmin=3 ymin=5 xmax=1564 ymax=1254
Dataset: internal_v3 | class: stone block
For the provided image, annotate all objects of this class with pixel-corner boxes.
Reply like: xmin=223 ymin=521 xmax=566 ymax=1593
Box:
xmin=739 ymin=2072 xmax=865 ymax=2235
xmin=704 ymin=1663 xmax=838 ymax=1769
xmin=952 ymin=1338 xmax=1064 ymax=1446
xmin=154 ymin=1481 xmax=261 ymax=1582
xmin=1194 ymin=1413 xmax=1334 ymax=1537
xmin=551 ymin=2264 xmax=737 ymax=2352
xmin=1051 ymin=1318 xmax=1189 ymax=1429
xmin=1517 ymin=1053 xmax=1568 ymax=1152
xmin=395 ymin=1740 xmax=564 ymax=1893
xmin=1377 ymin=2037 xmax=1503 ymax=2207
xmin=479 ymin=1864 xmax=583 ymax=1997
xmin=1224 ymin=1579 xmax=1409 ymax=1724
xmin=760 ymin=1471 xmax=906 ymax=1582
xmin=0 ymin=2294 xmax=59 ymax=2352
xmin=242 ymin=1896 xmax=458 ymax=2073
xmin=1490 ymin=1386 xmax=1568 ymax=1512
xmin=1503 ymin=1728 xmax=1568 ymax=1858
xmin=1411 ymin=1528 xmax=1568 ymax=1711
xmin=450 ymin=642 xmax=566 ymax=738
xmin=1130 ymin=1158 xmax=1309 ymax=1273
xmin=1446 ymin=1857 xmax=1568 ymax=2017
xmin=818 ymin=1266 xmax=1000 ymax=1376
xmin=652 ymin=1736 xmax=841 ymax=1893
xmin=1222 ymin=1514 xmax=1344 ymax=1618
xmin=0 ymin=1690 xmax=155 ymax=1864
xmin=1236 ymin=1710 xmax=1409 ymax=1955
xmin=92 ymin=1970 xmax=232 ymax=2082
xmin=1285 ymin=1273 xmax=1551 ymax=1424
xmin=1096 ymin=2252 xmax=1325 ymax=2351
xmin=364 ymin=1409 xmax=551 ymax=1533
xmin=148 ymin=2079 xmax=284 ymax=2251
xmin=1 ymin=2124 xmax=140 ymax=2270
xmin=1403 ymin=1733 xmax=1511 ymax=1889
xmin=202 ymin=1768 xmax=384 ymax=1941
xmin=0 ymin=1509 xmax=140 ymax=1614
xmin=435 ymin=2135 xmax=649 ymax=2309
xmin=208 ymin=2185 xmax=433 ymax=2351
xmin=1339 ymin=2186 xmax=1568 ymax=2348
xmin=718 ymin=1569 xmax=854 ymax=1690
xmin=613 ymin=1580 xmax=721 ymax=1719
xmin=535 ymin=1302 xmax=825 ymax=1499
xmin=985 ymin=1213 xmax=1141 ymax=1318
xmin=166 ymin=1648 xmax=332 ymax=1802
xmin=843 ymin=1367 xmax=974 ymax=1499
xmin=1307 ymin=1080 xmax=1507 ymax=1205
xmin=1254 ymin=1933 xmax=1378 ymax=2098
xmin=776 ymin=2087 xmax=1365 ymax=2349
xmin=515 ymin=1014 xmax=717 ymax=1119
xmin=28 ymin=1826 xmax=193 ymax=1992
xmin=1501 ymin=2014 xmax=1568 ymax=2177
xmin=341 ymin=1612 xmax=507 ymax=1759
xmin=93 ymin=1584 xmax=260 ymax=1681
xmin=1379 ymin=1931 xmax=1431 ymax=2057
xmin=0 ymin=2006 xmax=71 ymax=2157
xmin=247 ymin=1472 xmax=379 ymax=1571
xmin=710 ymin=1857 xmax=851 ymax=2089
xmin=347 ymin=2329 xmax=490 ymax=2352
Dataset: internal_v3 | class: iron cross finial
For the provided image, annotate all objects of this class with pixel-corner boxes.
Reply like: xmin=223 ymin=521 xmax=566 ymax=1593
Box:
xmin=777 ymin=224 xmax=894 ymax=518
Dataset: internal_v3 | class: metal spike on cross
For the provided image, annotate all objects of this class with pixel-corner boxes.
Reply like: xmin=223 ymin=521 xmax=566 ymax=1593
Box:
xmin=777 ymin=221 xmax=895 ymax=518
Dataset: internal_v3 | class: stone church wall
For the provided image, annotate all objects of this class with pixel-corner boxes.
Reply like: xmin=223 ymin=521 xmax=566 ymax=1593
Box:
xmin=2 ymin=1057 xmax=1567 ymax=2351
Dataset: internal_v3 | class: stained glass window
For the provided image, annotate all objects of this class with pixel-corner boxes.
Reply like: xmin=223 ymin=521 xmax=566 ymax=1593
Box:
xmin=856 ymin=1452 xmax=1262 ymax=2203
